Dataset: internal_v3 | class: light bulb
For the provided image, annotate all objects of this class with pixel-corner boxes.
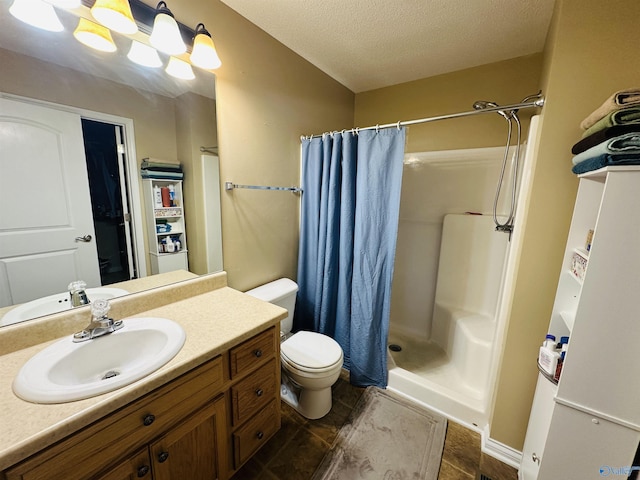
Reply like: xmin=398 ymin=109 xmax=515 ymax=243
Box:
xmin=149 ymin=2 xmax=185 ymax=55
xmin=9 ymin=0 xmax=64 ymax=32
xmin=127 ymin=41 xmax=163 ymax=68
xmin=165 ymin=57 xmax=194 ymax=80
xmin=73 ymin=17 xmax=117 ymax=52
xmin=190 ymin=23 xmax=221 ymax=70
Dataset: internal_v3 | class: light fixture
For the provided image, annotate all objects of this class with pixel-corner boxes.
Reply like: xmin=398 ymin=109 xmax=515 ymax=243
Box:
xmin=165 ymin=56 xmax=194 ymax=80
xmin=73 ymin=17 xmax=117 ymax=52
xmin=190 ymin=23 xmax=221 ymax=70
xmin=127 ymin=40 xmax=162 ymax=68
xmin=91 ymin=0 xmax=137 ymax=34
xmin=44 ymin=0 xmax=81 ymax=8
xmin=9 ymin=0 xmax=64 ymax=32
xmin=149 ymin=1 xmax=185 ymax=55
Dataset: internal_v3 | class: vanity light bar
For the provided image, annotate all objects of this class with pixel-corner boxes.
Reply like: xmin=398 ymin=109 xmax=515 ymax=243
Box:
xmin=81 ymin=0 xmax=197 ymax=51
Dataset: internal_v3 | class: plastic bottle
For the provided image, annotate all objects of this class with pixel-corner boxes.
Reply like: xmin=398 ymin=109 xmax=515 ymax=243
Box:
xmin=165 ymin=237 xmax=175 ymax=253
xmin=153 ymin=185 xmax=163 ymax=208
xmin=554 ymin=337 xmax=569 ymax=381
xmin=538 ymin=334 xmax=560 ymax=376
xmin=168 ymin=185 xmax=175 ymax=206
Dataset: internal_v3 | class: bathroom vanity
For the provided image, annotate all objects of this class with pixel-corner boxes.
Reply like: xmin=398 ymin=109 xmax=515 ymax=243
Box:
xmin=0 ymin=272 xmax=286 ymax=480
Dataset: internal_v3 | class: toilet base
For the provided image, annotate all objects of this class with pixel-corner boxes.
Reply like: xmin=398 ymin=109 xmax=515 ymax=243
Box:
xmin=280 ymin=376 xmax=333 ymax=420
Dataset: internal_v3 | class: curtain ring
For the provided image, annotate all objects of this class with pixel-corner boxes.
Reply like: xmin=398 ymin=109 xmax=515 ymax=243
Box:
xmin=355 ymin=128 xmax=360 ymax=135
xmin=397 ymin=121 xmax=401 ymax=130
xmin=375 ymin=124 xmax=380 ymax=133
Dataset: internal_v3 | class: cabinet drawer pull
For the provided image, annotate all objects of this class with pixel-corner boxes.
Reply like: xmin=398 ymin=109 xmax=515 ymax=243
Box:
xmin=137 ymin=465 xmax=150 ymax=477
xmin=255 ymin=388 xmax=264 ymax=397
xmin=254 ymin=349 xmax=263 ymax=358
xmin=158 ymin=451 xmax=170 ymax=463
xmin=142 ymin=414 xmax=155 ymax=426
xmin=256 ymin=431 xmax=264 ymax=440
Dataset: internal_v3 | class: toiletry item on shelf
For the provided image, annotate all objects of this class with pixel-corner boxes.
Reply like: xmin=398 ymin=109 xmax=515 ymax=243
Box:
xmin=168 ymin=185 xmax=175 ymax=206
xmin=585 ymin=229 xmax=594 ymax=252
xmin=161 ymin=187 xmax=170 ymax=207
xmin=554 ymin=337 xmax=570 ymax=381
xmin=153 ymin=185 xmax=163 ymax=208
xmin=571 ymin=250 xmax=588 ymax=281
xmin=156 ymin=223 xmax=171 ymax=234
xmin=539 ymin=334 xmax=560 ymax=376
xmin=165 ymin=237 xmax=175 ymax=253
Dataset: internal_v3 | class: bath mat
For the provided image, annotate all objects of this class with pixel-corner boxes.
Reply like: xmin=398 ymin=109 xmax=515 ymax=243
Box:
xmin=312 ymin=387 xmax=447 ymax=480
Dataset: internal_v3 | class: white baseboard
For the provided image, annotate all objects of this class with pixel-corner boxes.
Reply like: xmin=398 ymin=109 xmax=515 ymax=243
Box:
xmin=481 ymin=426 xmax=523 ymax=470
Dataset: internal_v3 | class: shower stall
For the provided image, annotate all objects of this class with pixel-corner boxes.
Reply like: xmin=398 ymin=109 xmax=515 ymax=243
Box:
xmin=387 ymin=116 xmax=541 ymax=430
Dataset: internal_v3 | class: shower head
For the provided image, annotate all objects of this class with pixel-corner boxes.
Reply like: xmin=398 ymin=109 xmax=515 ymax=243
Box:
xmin=472 ymin=100 xmax=512 ymax=119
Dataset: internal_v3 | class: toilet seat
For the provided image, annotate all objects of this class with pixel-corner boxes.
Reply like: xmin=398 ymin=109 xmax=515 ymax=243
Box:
xmin=281 ymin=331 xmax=343 ymax=374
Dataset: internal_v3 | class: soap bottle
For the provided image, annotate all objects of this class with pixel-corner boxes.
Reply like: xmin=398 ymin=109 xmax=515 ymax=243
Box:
xmin=168 ymin=185 xmax=175 ymax=206
xmin=538 ymin=334 xmax=560 ymax=376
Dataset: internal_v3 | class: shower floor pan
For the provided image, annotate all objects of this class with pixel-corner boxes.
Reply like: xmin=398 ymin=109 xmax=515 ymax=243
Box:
xmin=387 ymin=330 xmax=489 ymax=428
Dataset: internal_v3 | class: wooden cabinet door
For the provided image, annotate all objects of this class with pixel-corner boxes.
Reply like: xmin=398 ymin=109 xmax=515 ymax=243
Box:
xmin=150 ymin=395 xmax=227 ymax=480
xmin=95 ymin=448 xmax=152 ymax=480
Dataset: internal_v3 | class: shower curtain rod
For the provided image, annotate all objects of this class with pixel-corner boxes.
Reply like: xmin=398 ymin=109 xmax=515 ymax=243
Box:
xmin=301 ymin=97 xmax=545 ymax=140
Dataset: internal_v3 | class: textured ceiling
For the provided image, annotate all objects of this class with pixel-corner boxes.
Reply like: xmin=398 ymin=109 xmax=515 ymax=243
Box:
xmin=221 ymin=0 xmax=556 ymax=93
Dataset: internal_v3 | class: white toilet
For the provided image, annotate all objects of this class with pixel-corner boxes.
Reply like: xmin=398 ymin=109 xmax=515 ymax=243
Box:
xmin=245 ymin=278 xmax=343 ymax=419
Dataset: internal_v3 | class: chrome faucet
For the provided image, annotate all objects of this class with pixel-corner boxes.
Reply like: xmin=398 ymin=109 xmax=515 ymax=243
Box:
xmin=68 ymin=280 xmax=90 ymax=307
xmin=73 ymin=299 xmax=124 ymax=342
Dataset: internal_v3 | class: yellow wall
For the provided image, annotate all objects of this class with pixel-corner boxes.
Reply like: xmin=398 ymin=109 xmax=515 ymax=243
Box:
xmin=355 ymin=54 xmax=543 ymax=152
xmin=170 ymin=0 xmax=355 ymax=291
xmin=491 ymin=0 xmax=640 ymax=450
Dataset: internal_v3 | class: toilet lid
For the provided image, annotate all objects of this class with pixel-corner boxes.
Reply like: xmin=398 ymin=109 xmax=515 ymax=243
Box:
xmin=281 ymin=331 xmax=343 ymax=370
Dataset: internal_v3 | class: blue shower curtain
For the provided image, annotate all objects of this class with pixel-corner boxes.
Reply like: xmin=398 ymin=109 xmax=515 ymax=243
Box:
xmin=294 ymin=128 xmax=405 ymax=387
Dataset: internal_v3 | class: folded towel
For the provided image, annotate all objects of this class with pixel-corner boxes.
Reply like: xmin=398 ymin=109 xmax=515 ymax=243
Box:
xmin=580 ymin=88 xmax=640 ymax=130
xmin=140 ymin=169 xmax=184 ymax=180
xmin=572 ymin=132 xmax=640 ymax=165
xmin=572 ymin=124 xmax=640 ymax=154
xmin=141 ymin=158 xmax=182 ymax=171
xmin=582 ymin=106 xmax=640 ymax=138
xmin=572 ymin=153 xmax=640 ymax=175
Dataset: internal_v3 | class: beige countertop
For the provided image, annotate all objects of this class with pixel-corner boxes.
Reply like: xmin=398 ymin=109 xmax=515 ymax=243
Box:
xmin=0 ymin=272 xmax=287 ymax=472
xmin=0 ymin=270 xmax=199 ymax=325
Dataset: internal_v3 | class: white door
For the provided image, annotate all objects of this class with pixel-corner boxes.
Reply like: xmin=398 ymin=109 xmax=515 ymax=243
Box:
xmin=0 ymin=97 xmax=100 ymax=307
xmin=114 ymin=125 xmax=136 ymax=277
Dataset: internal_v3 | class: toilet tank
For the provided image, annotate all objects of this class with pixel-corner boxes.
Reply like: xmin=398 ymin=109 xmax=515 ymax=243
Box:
xmin=245 ymin=278 xmax=298 ymax=334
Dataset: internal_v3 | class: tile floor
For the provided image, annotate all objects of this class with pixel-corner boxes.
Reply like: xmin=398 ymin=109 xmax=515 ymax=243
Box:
xmin=231 ymin=371 xmax=518 ymax=480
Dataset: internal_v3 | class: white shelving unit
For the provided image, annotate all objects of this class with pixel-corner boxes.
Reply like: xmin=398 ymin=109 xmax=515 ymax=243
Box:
xmin=142 ymin=179 xmax=188 ymax=275
xmin=520 ymin=167 xmax=640 ymax=480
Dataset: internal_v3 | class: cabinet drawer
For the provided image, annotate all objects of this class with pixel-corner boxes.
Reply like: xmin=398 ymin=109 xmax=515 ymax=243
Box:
xmin=231 ymin=359 xmax=276 ymax=426
xmin=232 ymin=400 xmax=280 ymax=469
xmin=6 ymin=357 xmax=223 ymax=480
xmin=229 ymin=327 xmax=276 ymax=379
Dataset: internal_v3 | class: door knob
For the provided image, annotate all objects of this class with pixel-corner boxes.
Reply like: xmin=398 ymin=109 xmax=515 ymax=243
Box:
xmin=75 ymin=235 xmax=93 ymax=242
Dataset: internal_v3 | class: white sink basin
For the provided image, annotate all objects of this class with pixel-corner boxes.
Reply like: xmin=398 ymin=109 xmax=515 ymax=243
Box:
xmin=13 ymin=317 xmax=185 ymax=404
xmin=1 ymin=287 xmax=129 ymax=327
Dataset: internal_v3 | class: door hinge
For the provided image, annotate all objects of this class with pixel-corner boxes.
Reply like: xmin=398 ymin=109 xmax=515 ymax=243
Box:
xmin=117 ymin=143 xmax=125 ymax=154
xmin=124 ymin=213 xmax=131 ymax=222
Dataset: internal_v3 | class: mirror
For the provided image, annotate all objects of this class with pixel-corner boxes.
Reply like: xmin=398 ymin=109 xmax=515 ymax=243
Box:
xmin=0 ymin=2 xmax=223 ymax=326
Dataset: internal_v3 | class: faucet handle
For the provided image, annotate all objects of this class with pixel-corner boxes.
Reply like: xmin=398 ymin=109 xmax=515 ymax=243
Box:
xmin=91 ymin=299 xmax=111 ymax=319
